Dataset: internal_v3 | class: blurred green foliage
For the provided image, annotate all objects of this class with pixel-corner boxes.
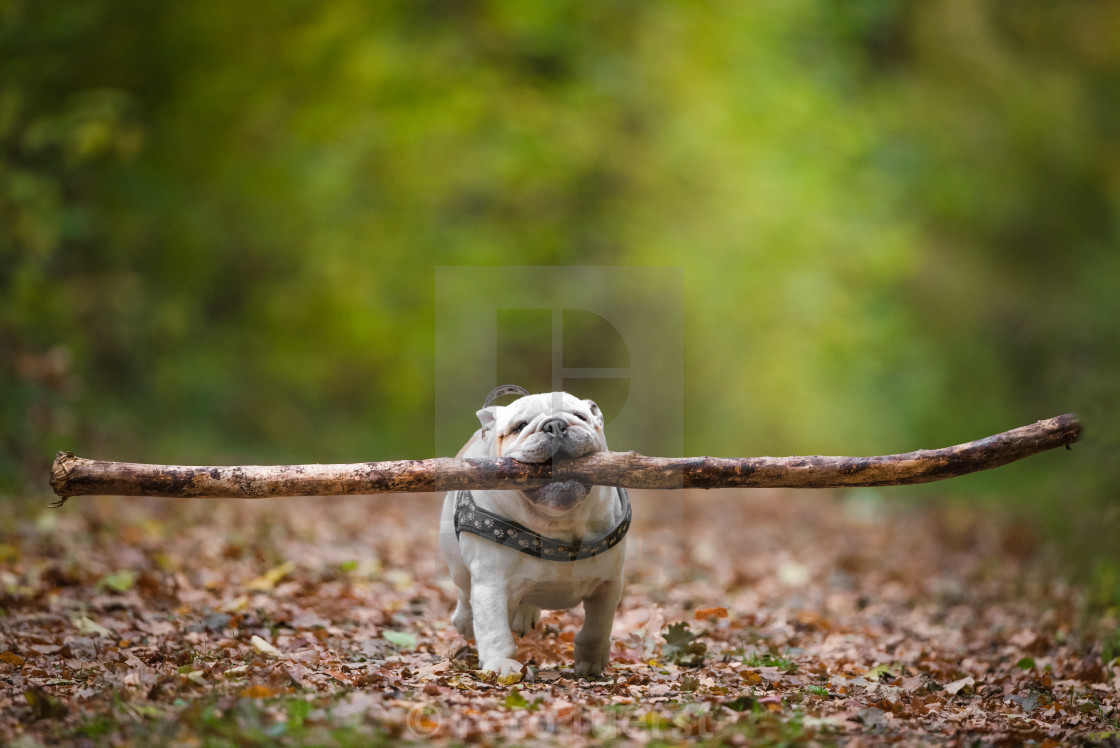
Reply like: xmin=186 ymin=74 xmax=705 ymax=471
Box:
xmin=2 ymin=1 xmax=1117 ymax=568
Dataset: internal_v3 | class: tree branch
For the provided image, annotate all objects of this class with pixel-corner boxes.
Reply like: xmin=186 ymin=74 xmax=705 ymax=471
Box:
xmin=48 ymin=414 xmax=1081 ymax=506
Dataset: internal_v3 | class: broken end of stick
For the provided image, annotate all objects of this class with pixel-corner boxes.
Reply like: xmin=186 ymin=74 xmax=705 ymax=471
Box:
xmin=48 ymin=451 xmax=77 ymax=508
xmin=1052 ymin=413 xmax=1082 ymax=448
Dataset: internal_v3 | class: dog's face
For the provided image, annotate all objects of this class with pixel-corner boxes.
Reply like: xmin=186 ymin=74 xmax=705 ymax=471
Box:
xmin=476 ymin=392 xmax=607 ymax=516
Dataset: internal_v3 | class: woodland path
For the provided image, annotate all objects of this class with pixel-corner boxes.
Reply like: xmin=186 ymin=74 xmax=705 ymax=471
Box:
xmin=1 ymin=488 xmax=1117 ymax=745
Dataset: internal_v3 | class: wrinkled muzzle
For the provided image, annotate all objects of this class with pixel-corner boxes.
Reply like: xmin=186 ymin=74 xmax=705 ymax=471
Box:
xmin=511 ymin=417 xmax=600 ymax=464
xmin=510 ymin=418 xmax=600 ymax=515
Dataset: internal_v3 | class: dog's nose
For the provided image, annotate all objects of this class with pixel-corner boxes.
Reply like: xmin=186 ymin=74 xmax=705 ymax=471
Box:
xmin=541 ymin=418 xmax=567 ymax=436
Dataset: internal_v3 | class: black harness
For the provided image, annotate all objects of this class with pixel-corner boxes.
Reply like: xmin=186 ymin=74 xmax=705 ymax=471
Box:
xmin=453 ymin=488 xmax=631 ymax=562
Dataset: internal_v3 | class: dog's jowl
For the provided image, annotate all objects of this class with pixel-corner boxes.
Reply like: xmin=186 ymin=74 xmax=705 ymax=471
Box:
xmin=440 ymin=388 xmax=630 ymax=678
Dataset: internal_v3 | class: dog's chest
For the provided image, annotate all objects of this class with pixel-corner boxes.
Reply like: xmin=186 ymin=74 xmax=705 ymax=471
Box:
xmin=509 ymin=548 xmax=625 ymax=610
xmin=461 ymin=534 xmax=625 ymax=610
xmin=519 ymin=577 xmax=610 ymax=610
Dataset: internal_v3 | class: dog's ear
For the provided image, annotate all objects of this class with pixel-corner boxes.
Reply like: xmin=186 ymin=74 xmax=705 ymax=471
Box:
xmin=583 ymin=399 xmax=604 ymax=428
xmin=476 ymin=406 xmax=500 ymax=434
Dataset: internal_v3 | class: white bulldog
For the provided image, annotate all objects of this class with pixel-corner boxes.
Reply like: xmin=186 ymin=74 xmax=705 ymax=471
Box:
xmin=440 ymin=388 xmax=629 ymax=679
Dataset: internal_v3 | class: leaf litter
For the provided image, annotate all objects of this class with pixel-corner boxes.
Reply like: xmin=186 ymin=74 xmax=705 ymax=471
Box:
xmin=1 ymin=488 xmax=1118 ymax=745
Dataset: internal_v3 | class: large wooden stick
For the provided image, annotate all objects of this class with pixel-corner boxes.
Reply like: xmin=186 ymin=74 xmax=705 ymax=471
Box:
xmin=47 ymin=414 xmax=1081 ymax=506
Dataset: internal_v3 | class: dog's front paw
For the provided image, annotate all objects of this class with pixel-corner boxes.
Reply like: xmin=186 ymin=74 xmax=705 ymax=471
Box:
xmin=573 ymin=645 xmax=610 ymax=677
xmin=511 ymin=604 xmax=540 ymax=636
xmin=481 ymin=658 xmax=530 ymax=684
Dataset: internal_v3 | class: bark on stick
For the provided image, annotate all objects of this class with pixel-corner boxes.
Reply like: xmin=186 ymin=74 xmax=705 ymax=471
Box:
xmin=48 ymin=414 xmax=1081 ymax=506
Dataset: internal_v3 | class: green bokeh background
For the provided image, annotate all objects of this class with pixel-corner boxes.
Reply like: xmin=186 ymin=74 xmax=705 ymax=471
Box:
xmin=2 ymin=2 xmax=1117 ymax=576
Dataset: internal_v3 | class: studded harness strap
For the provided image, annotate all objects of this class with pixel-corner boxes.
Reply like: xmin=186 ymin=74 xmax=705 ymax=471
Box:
xmin=453 ymin=488 xmax=631 ymax=562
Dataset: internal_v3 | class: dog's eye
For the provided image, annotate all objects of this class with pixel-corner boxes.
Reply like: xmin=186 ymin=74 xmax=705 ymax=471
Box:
xmin=575 ymin=413 xmax=589 ymax=422
xmin=510 ymin=421 xmax=528 ymax=434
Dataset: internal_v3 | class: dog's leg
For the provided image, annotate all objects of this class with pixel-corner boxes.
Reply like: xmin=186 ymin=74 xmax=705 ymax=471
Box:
xmin=441 ymin=495 xmax=475 ymax=639
xmin=444 ymin=552 xmax=475 ymax=640
xmin=574 ymin=580 xmax=622 ymax=677
xmin=451 ymin=586 xmax=474 ymax=640
xmin=470 ymin=581 xmax=524 ymax=676
xmin=511 ymin=604 xmax=540 ymax=636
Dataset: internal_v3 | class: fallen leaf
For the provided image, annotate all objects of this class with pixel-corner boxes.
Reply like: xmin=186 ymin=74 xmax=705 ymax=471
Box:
xmin=98 ymin=570 xmax=138 ymax=593
xmin=221 ymin=595 xmax=249 ymax=613
xmin=741 ymin=670 xmax=763 ymax=685
xmin=250 ymin=635 xmax=281 ymax=658
xmin=864 ymin=663 xmax=893 ymax=681
xmin=415 ymin=660 xmax=451 ymax=680
xmin=662 ymin=622 xmax=707 ymax=667
xmin=945 ymin=676 xmax=975 ymax=696
xmin=28 ymin=677 xmax=77 ymax=686
xmin=497 ymin=670 xmax=523 ymax=685
xmin=504 ymin=688 xmax=530 ymax=708
xmin=694 ymin=607 xmax=728 ymax=620
xmin=900 ymin=675 xmax=924 ymax=692
xmin=240 ymin=684 xmax=276 ymax=698
xmin=383 ymin=629 xmax=418 ymax=650
xmin=0 ymin=651 xmax=25 ymax=666
xmin=74 ymin=616 xmax=112 ymax=638
xmin=245 ymin=561 xmax=295 ymax=592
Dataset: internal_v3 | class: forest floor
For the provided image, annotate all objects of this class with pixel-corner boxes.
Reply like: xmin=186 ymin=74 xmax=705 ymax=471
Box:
xmin=1 ymin=487 xmax=1118 ymax=746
